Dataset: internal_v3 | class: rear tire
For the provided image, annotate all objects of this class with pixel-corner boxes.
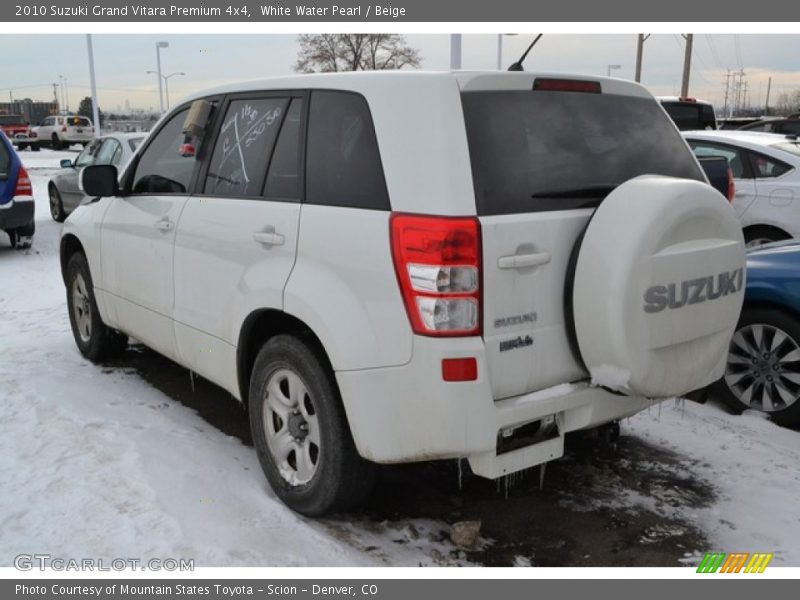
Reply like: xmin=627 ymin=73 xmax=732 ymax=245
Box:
xmin=49 ymin=185 xmax=67 ymax=222
xmin=7 ymin=222 xmax=34 ymax=249
xmin=248 ymin=335 xmax=376 ymax=516
xmin=744 ymin=226 xmax=791 ymax=249
xmin=712 ymin=306 xmax=800 ymax=427
xmin=66 ymin=252 xmax=128 ymax=361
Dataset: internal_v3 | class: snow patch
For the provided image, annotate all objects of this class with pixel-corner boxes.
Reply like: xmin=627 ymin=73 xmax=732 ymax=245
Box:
xmin=590 ymin=365 xmax=631 ymax=391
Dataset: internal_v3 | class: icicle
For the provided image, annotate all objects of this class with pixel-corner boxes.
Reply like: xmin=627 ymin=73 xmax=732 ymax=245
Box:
xmin=189 ymin=370 xmax=196 ymax=393
xmin=539 ymin=462 xmax=547 ymax=490
xmin=504 ymin=474 xmax=509 ymax=500
xmin=658 ymin=402 xmax=662 ymax=421
xmin=457 ymin=458 xmax=463 ymax=491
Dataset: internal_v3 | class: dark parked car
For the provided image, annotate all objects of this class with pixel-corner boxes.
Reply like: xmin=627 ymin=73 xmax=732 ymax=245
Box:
xmin=713 ymin=241 xmax=800 ymax=426
xmin=738 ymin=118 xmax=800 ymax=136
xmin=0 ymin=131 xmax=35 ymax=248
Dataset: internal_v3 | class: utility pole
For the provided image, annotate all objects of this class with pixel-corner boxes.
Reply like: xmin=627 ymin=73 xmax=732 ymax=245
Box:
xmin=635 ymin=34 xmax=650 ymax=83
xmin=722 ymin=70 xmax=731 ymax=118
xmin=765 ymin=76 xmax=772 ymax=116
xmin=450 ymin=34 xmax=462 ymax=70
xmin=680 ymin=33 xmax=693 ymax=98
xmin=86 ymin=34 xmax=100 ymax=136
xmin=52 ymin=82 xmax=59 ymax=107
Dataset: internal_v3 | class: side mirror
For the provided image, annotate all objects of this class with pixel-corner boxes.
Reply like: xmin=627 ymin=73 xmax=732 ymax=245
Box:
xmin=60 ymin=159 xmax=73 ymax=168
xmin=81 ymin=165 xmax=119 ymax=197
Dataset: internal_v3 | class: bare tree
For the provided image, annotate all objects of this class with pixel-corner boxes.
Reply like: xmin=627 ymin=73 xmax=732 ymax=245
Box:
xmin=295 ymin=34 xmax=421 ymax=73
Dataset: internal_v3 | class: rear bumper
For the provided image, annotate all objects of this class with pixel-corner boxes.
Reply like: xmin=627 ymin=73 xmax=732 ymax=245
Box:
xmin=336 ymin=336 xmax=657 ymax=478
xmin=0 ymin=199 xmax=35 ymax=230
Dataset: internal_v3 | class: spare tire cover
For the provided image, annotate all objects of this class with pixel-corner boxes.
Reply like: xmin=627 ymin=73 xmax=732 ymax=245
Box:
xmin=572 ymin=175 xmax=746 ymax=398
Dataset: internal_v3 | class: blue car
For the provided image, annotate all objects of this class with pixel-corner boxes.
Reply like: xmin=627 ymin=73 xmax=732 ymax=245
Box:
xmin=713 ymin=240 xmax=800 ymax=426
xmin=0 ymin=131 xmax=35 ymax=248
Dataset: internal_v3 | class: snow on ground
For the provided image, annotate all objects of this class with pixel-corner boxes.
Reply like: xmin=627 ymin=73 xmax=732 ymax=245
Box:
xmin=0 ymin=149 xmax=467 ymax=567
xmin=1 ymin=148 xmax=799 ymax=567
xmin=623 ymin=400 xmax=800 ymax=565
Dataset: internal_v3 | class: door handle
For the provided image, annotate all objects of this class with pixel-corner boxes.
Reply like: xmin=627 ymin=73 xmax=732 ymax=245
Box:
xmin=155 ymin=219 xmax=174 ymax=232
xmin=498 ymin=252 xmax=551 ymax=269
xmin=253 ymin=231 xmax=285 ymax=246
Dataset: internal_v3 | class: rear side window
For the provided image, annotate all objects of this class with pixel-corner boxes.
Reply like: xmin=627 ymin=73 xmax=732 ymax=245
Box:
xmin=462 ymin=91 xmax=705 ymax=215
xmin=265 ymin=98 xmax=303 ymax=199
xmin=661 ymin=101 xmax=716 ymax=131
xmin=204 ymin=97 xmax=288 ymax=197
xmin=305 ymin=91 xmax=389 ymax=210
xmin=750 ymin=152 xmax=792 ymax=178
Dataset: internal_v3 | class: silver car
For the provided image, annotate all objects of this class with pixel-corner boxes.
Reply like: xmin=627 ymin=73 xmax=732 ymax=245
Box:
xmin=48 ymin=132 xmax=145 ymax=222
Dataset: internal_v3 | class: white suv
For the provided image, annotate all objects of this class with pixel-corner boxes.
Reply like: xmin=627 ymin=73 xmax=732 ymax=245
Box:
xmin=62 ymin=71 xmax=746 ymax=516
xmin=33 ymin=114 xmax=94 ymax=149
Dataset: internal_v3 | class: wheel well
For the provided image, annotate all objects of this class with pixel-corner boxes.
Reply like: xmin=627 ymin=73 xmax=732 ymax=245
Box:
xmin=237 ymin=310 xmax=332 ymax=409
xmin=59 ymin=234 xmax=85 ymax=285
xmin=742 ymin=224 xmax=791 ymax=242
xmin=741 ymin=299 xmax=799 ymax=319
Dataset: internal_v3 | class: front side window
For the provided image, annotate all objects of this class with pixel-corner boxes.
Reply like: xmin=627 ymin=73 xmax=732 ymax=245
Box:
xmin=204 ymin=97 xmax=287 ymax=197
xmin=689 ymin=141 xmax=750 ymax=179
xmin=305 ymin=90 xmax=389 ymax=210
xmin=131 ymin=108 xmax=197 ymax=194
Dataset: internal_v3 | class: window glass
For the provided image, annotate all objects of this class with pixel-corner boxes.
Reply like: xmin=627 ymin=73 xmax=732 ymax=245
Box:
xmin=0 ymin=141 xmax=9 ymax=176
xmin=132 ymin=108 xmax=197 ymax=194
xmin=204 ymin=97 xmax=287 ymax=197
xmin=75 ymin=139 xmax=102 ymax=168
xmin=689 ymin=142 xmax=748 ymax=178
xmin=750 ymin=151 xmax=792 ymax=178
xmin=95 ymin=139 xmax=122 ymax=165
xmin=305 ymin=91 xmax=389 ymax=210
xmin=265 ymin=98 xmax=303 ymax=199
xmin=463 ymin=91 xmax=705 ymax=215
xmin=128 ymin=137 xmax=144 ymax=152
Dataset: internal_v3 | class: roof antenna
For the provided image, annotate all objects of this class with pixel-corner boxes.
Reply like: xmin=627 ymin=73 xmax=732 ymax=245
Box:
xmin=507 ymin=34 xmax=543 ymax=72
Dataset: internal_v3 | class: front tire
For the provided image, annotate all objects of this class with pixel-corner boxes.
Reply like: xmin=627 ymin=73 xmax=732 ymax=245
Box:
xmin=248 ymin=335 xmax=376 ymax=516
xmin=713 ymin=307 xmax=800 ymax=427
xmin=66 ymin=252 xmax=128 ymax=361
xmin=744 ymin=226 xmax=791 ymax=249
xmin=49 ymin=185 xmax=67 ymax=222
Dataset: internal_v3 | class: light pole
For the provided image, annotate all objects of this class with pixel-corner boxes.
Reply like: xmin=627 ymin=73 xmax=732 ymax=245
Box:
xmin=146 ymin=71 xmax=185 ymax=111
xmin=154 ymin=41 xmax=169 ymax=114
xmin=607 ymin=64 xmax=621 ymax=77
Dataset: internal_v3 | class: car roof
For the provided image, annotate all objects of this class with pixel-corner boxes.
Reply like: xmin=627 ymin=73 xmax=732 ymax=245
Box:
xmin=683 ymin=129 xmax=798 ymax=146
xmin=179 ymin=70 xmax=653 ymax=104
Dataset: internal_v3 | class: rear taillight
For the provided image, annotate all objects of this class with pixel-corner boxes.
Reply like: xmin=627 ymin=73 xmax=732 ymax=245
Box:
xmin=14 ymin=166 xmax=32 ymax=197
xmin=390 ymin=213 xmax=481 ymax=337
xmin=61 ymin=125 xmax=67 ymax=133
xmin=726 ymin=167 xmax=735 ymax=203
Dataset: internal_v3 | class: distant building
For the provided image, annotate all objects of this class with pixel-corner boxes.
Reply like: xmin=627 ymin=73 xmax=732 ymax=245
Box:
xmin=0 ymin=100 xmax=60 ymax=125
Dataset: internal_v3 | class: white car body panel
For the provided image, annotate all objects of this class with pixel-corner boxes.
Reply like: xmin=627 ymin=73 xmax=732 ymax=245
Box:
xmin=60 ymin=72 xmax=746 ymax=479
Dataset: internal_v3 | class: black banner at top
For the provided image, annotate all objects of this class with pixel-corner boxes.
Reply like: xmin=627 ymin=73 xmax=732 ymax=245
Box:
xmin=3 ymin=0 xmax=799 ymax=22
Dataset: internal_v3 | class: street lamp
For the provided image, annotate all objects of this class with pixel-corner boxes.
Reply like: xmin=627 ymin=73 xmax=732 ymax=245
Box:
xmin=154 ymin=41 xmax=169 ymax=114
xmin=146 ymin=71 xmax=185 ymax=111
xmin=607 ymin=64 xmax=622 ymax=77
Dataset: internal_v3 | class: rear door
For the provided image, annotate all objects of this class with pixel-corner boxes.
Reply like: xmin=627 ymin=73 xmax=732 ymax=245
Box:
xmin=460 ymin=79 xmax=706 ymax=400
xmin=172 ymin=92 xmax=304 ymax=394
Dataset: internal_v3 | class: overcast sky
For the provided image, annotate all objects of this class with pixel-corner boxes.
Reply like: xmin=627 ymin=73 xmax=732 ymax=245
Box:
xmin=2 ymin=34 xmax=799 ymax=113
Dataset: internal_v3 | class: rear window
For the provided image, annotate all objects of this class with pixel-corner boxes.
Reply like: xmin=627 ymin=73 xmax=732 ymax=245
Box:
xmin=661 ymin=101 xmax=717 ymax=131
xmin=774 ymin=142 xmax=800 ymax=157
xmin=462 ymin=91 xmax=705 ymax=215
xmin=0 ymin=115 xmax=25 ymax=126
xmin=67 ymin=116 xmax=91 ymax=127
